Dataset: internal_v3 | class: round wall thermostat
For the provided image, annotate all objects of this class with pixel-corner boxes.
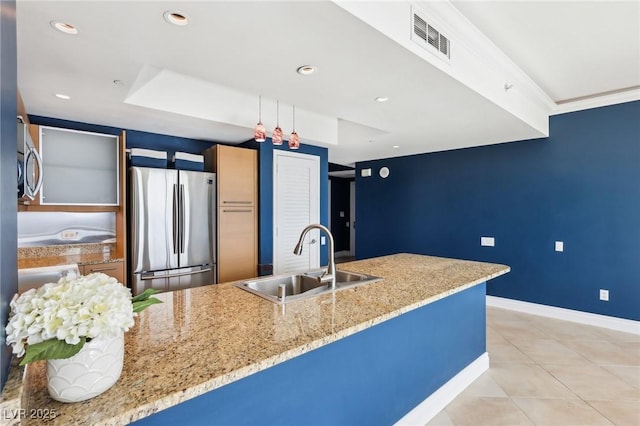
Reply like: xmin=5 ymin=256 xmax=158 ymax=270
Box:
xmin=379 ymin=167 xmax=390 ymax=178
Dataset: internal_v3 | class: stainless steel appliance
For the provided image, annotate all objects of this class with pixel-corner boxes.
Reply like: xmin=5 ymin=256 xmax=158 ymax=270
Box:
xmin=130 ymin=167 xmax=216 ymax=295
xmin=18 ymin=264 xmax=80 ymax=294
xmin=17 ymin=116 xmax=43 ymax=201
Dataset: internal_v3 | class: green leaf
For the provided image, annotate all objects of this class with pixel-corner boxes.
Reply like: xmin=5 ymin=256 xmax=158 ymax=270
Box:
xmin=20 ymin=337 xmax=86 ymax=366
xmin=131 ymin=288 xmax=161 ymax=303
xmin=132 ymin=297 xmax=163 ymax=313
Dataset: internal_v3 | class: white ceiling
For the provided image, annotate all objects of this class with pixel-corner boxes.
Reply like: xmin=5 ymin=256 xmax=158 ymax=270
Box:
xmin=16 ymin=1 xmax=640 ymax=166
xmin=451 ymin=0 xmax=640 ymax=103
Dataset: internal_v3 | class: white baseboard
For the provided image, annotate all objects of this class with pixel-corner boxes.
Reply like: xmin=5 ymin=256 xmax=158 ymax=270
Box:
xmin=486 ymin=296 xmax=640 ymax=335
xmin=394 ymin=352 xmax=489 ymax=426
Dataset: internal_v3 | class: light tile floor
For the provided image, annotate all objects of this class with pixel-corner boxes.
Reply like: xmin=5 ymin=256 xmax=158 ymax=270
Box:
xmin=426 ymin=307 xmax=640 ymax=426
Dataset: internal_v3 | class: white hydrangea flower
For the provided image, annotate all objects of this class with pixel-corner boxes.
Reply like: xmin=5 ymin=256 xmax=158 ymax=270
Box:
xmin=5 ymin=273 xmax=135 ymax=357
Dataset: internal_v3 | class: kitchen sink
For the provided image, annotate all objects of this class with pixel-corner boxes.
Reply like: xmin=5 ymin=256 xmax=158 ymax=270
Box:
xmin=235 ymin=269 xmax=382 ymax=303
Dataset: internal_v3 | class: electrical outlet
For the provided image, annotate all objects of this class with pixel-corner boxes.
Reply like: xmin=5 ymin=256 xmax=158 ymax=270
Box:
xmin=555 ymin=241 xmax=564 ymax=252
xmin=599 ymin=289 xmax=609 ymax=301
xmin=61 ymin=230 xmax=78 ymax=240
xmin=320 ymin=236 xmax=326 ymax=245
xmin=481 ymin=237 xmax=495 ymax=247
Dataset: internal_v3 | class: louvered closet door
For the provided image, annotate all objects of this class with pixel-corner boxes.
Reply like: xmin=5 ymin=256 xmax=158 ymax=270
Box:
xmin=273 ymin=151 xmax=320 ymax=274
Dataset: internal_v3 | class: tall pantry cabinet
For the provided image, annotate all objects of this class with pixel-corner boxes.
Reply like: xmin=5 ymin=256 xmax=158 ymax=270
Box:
xmin=204 ymin=145 xmax=258 ymax=283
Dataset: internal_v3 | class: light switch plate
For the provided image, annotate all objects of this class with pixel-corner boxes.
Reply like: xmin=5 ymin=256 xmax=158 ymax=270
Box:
xmin=320 ymin=236 xmax=326 ymax=245
xmin=481 ymin=237 xmax=495 ymax=247
xmin=361 ymin=168 xmax=372 ymax=177
xmin=555 ymin=241 xmax=564 ymax=252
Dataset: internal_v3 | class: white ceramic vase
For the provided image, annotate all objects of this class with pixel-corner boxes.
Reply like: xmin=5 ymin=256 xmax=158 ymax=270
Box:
xmin=46 ymin=333 xmax=124 ymax=403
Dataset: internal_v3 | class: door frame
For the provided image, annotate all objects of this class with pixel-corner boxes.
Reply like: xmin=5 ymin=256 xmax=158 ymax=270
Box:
xmin=350 ymin=180 xmax=356 ymax=257
xmin=272 ymin=150 xmax=320 ymax=274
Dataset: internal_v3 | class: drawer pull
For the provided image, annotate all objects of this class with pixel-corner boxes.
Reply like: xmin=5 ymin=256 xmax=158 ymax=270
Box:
xmin=88 ymin=267 xmax=118 ymax=273
xmin=222 ymin=209 xmax=252 ymax=213
xmin=222 ymin=200 xmax=252 ymax=204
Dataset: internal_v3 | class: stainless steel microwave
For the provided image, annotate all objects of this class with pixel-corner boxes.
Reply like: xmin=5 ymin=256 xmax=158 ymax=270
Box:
xmin=17 ymin=116 xmax=43 ymax=200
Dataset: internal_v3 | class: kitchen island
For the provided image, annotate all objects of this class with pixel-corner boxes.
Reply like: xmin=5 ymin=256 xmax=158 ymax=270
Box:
xmin=18 ymin=253 xmax=509 ymax=425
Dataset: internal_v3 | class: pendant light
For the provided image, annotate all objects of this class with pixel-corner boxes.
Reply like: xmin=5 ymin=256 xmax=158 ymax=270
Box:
xmin=289 ymin=105 xmax=300 ymax=150
xmin=272 ymin=100 xmax=283 ymax=145
xmin=253 ymin=95 xmax=266 ymax=142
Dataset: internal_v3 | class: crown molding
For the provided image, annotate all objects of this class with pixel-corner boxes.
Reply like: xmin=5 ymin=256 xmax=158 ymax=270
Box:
xmin=552 ymin=87 xmax=640 ymax=115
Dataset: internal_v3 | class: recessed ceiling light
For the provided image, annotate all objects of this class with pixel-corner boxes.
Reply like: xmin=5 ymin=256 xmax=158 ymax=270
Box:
xmin=163 ymin=11 xmax=189 ymax=26
xmin=375 ymin=97 xmax=389 ymax=103
xmin=296 ymin=65 xmax=317 ymax=75
xmin=392 ymin=145 xmax=400 ymax=149
xmin=50 ymin=21 xmax=78 ymax=35
xmin=55 ymin=93 xmax=71 ymax=100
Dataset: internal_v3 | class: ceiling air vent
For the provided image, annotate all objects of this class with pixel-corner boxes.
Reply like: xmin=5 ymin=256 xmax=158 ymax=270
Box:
xmin=411 ymin=9 xmax=450 ymax=60
xmin=413 ymin=14 xmax=427 ymax=42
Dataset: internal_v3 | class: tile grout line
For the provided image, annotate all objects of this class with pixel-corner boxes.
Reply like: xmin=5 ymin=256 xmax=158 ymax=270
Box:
xmin=431 ymin=307 xmax=639 ymax=426
xmin=583 ymin=399 xmax=621 ymax=426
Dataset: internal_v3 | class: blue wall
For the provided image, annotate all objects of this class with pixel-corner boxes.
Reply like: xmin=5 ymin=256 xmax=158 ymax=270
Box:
xmin=242 ymin=139 xmax=329 ymax=272
xmin=0 ymin=0 xmax=18 ymax=391
xmin=356 ymin=101 xmax=640 ymax=321
xmin=133 ymin=283 xmax=486 ymax=426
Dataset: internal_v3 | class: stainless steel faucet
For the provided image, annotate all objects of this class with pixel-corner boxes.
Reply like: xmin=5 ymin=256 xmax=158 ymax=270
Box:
xmin=293 ymin=224 xmax=336 ymax=289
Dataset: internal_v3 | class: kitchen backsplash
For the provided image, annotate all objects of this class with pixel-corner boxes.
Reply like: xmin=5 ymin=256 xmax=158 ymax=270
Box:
xmin=17 ymin=212 xmax=115 ymax=248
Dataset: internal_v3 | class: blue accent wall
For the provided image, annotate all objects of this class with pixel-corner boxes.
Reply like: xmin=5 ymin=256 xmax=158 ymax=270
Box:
xmin=356 ymin=101 xmax=640 ymax=321
xmin=0 ymin=0 xmax=18 ymax=391
xmin=242 ymin=139 xmax=329 ymax=270
xmin=133 ymin=283 xmax=486 ymax=425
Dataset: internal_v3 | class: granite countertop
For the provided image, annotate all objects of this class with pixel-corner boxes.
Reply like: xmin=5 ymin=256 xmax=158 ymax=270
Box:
xmin=18 ymin=253 xmax=509 ymax=426
xmin=17 ymin=244 xmax=123 ymax=269
xmin=18 ymin=254 xmax=124 ymax=269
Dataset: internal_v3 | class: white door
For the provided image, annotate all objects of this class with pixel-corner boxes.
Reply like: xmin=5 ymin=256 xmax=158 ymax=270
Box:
xmin=273 ymin=151 xmax=320 ymax=274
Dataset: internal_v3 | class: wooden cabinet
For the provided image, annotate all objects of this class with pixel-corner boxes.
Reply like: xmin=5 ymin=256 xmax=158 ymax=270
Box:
xmin=80 ymin=261 xmax=125 ymax=284
xmin=19 ymin=125 xmax=128 ymax=278
xmin=207 ymin=144 xmax=258 ymax=205
xmin=37 ymin=125 xmax=120 ymax=206
xmin=20 ymin=125 xmax=126 ymax=211
xmin=204 ymin=145 xmax=258 ymax=283
xmin=218 ymin=207 xmax=257 ymax=283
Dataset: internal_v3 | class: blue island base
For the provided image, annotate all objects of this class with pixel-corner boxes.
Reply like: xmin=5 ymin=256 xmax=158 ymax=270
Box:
xmin=134 ymin=283 xmax=487 ymax=426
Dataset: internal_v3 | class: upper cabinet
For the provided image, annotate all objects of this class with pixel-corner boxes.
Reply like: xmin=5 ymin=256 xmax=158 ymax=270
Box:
xmin=39 ymin=126 xmax=119 ymax=205
xmin=206 ymin=144 xmax=257 ymax=206
xmin=21 ymin=125 xmax=126 ymax=211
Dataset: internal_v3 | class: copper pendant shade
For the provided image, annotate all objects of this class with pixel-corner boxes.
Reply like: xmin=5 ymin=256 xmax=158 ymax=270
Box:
xmin=272 ymin=100 xmax=283 ymax=145
xmin=289 ymin=105 xmax=300 ymax=150
xmin=253 ymin=95 xmax=266 ymax=142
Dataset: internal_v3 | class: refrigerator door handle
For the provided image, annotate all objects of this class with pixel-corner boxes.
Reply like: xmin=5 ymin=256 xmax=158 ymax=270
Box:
xmin=172 ymin=184 xmax=179 ymax=254
xmin=209 ymin=177 xmax=216 ymax=284
xmin=179 ymin=183 xmax=185 ymax=254
xmin=140 ymin=267 xmax=212 ymax=280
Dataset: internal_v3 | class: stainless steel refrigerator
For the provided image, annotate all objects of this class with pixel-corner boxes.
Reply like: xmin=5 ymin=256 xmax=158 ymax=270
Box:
xmin=130 ymin=167 xmax=216 ymax=295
